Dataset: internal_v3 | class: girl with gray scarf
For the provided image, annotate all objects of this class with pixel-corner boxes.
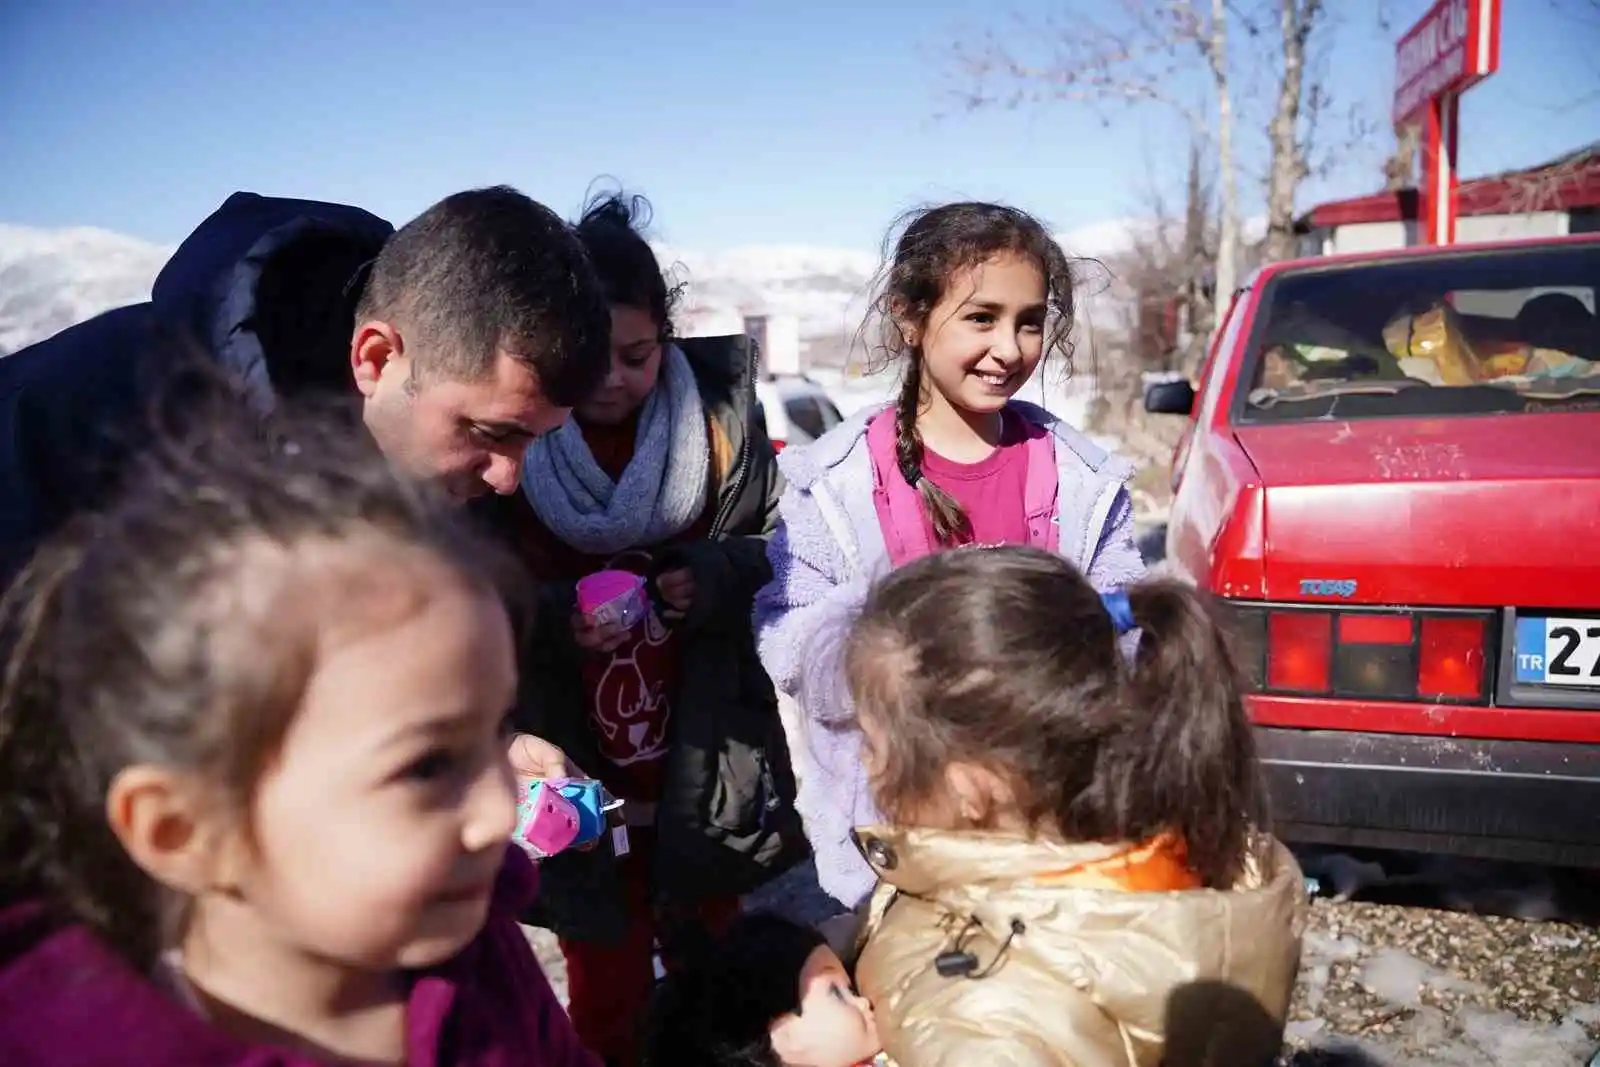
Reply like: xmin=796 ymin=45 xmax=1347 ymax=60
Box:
xmin=480 ymin=191 xmax=808 ymax=1067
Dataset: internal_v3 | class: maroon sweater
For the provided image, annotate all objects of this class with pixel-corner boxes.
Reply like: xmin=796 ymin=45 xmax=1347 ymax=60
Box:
xmin=0 ymin=846 xmax=597 ymax=1067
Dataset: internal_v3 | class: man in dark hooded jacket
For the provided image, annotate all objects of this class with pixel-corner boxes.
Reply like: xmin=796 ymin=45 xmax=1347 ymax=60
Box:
xmin=0 ymin=185 xmax=611 ymax=586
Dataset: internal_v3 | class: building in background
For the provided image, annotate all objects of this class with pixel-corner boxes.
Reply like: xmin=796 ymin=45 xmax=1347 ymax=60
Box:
xmin=1297 ymin=142 xmax=1600 ymax=256
xmin=678 ymin=304 xmax=804 ymax=378
xmin=676 ymin=304 xmax=743 ymax=338
xmin=742 ymin=312 xmax=801 ymax=378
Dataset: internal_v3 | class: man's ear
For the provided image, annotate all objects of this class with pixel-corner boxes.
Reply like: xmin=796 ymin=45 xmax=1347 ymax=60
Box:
xmin=106 ymin=765 xmax=232 ymax=896
xmin=351 ymin=320 xmax=406 ymax=399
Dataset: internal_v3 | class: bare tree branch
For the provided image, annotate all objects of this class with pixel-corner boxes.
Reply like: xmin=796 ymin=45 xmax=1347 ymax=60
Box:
xmin=1263 ymin=0 xmax=1321 ymax=262
xmin=948 ymin=1 xmax=1219 ymax=137
xmin=1207 ymin=0 xmax=1239 ymax=304
xmin=1498 ymin=150 xmax=1600 ymax=215
xmin=1384 ymin=124 xmax=1421 ymax=191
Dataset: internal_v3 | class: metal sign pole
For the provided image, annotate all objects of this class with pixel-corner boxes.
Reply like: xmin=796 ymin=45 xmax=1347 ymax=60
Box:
xmin=1393 ymin=0 xmax=1501 ymax=247
xmin=1421 ymin=91 xmax=1462 ymax=245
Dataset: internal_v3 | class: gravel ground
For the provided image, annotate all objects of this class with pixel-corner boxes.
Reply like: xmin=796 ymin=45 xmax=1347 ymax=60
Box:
xmin=527 ymin=925 xmax=567 ymax=1002
xmin=1289 ymin=897 xmax=1600 ymax=1064
xmin=525 ymin=854 xmax=1600 ymax=1066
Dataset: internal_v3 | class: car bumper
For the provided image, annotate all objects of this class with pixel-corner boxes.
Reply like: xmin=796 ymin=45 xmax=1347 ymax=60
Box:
xmin=1257 ymin=726 xmax=1600 ymax=868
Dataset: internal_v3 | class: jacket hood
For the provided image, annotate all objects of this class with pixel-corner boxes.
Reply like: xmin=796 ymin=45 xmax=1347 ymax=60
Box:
xmin=0 ymin=897 xmax=265 ymax=1066
xmin=150 ymin=192 xmax=393 ymax=412
xmin=0 ymin=847 xmax=550 ymax=1067
xmin=678 ymin=333 xmax=758 ymax=409
xmin=777 ymin=398 xmax=1127 ymax=494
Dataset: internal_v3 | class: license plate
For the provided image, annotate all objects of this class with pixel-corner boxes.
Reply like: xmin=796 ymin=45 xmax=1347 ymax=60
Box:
xmin=1514 ymin=615 xmax=1600 ymax=687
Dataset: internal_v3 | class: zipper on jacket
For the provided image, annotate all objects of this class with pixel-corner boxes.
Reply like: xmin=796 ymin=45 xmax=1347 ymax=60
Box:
xmin=708 ymin=341 xmax=759 ymax=538
xmin=760 ymin=755 xmax=779 ymax=814
xmin=1082 ymin=477 xmax=1126 ymax=569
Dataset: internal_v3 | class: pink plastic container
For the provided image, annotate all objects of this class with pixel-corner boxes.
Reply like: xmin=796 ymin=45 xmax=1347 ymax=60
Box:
xmin=514 ymin=781 xmax=582 ymax=859
xmin=575 ymin=569 xmax=648 ymax=629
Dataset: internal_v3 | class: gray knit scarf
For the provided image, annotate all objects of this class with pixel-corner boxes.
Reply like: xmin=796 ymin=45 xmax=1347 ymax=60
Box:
xmin=520 ymin=343 xmax=710 ymax=556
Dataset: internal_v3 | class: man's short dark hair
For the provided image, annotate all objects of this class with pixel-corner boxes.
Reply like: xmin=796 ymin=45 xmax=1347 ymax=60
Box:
xmin=356 ymin=185 xmax=610 ymax=406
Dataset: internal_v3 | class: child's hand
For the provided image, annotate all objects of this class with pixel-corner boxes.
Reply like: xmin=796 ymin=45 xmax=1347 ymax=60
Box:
xmin=572 ymin=612 xmax=630 ymax=653
xmin=507 ymin=733 xmax=584 ymax=784
xmin=653 ymin=567 xmax=695 ymax=615
xmin=506 ymin=733 xmax=604 ymax=853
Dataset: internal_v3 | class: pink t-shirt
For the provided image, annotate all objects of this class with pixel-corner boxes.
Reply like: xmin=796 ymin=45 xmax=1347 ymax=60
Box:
xmin=920 ymin=410 xmax=1039 ymax=548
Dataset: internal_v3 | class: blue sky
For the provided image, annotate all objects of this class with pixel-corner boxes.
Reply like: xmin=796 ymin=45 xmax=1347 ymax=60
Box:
xmin=2 ymin=0 xmax=1595 ymax=252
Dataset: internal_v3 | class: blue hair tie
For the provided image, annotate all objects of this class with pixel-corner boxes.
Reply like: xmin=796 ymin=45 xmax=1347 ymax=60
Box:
xmin=1100 ymin=590 xmax=1137 ymax=635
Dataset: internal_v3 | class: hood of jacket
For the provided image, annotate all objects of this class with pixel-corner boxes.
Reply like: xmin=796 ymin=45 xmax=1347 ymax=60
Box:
xmin=0 ymin=847 xmax=598 ymax=1067
xmin=677 ymin=332 xmax=769 ymax=533
xmin=853 ymin=826 xmax=1306 ymax=1067
xmin=775 ymin=398 xmax=1128 ymax=496
xmin=150 ymin=191 xmax=393 ymax=412
xmin=773 ymin=397 xmax=1133 ymax=577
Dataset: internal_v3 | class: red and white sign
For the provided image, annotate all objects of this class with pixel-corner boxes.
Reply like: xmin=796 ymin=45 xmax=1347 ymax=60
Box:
xmin=1394 ymin=0 xmax=1501 ymax=127
xmin=1392 ymin=0 xmax=1501 ymax=246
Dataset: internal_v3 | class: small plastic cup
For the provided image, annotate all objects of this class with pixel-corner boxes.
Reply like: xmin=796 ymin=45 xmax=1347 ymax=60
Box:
xmin=576 ymin=569 xmax=648 ymax=630
xmin=514 ymin=781 xmax=582 ymax=859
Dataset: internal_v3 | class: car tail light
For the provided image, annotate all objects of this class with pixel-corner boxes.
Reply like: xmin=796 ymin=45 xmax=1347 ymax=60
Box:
xmin=1224 ymin=602 xmax=1492 ymax=705
xmin=1418 ymin=615 xmax=1487 ymax=701
xmin=1338 ymin=614 xmax=1412 ymax=645
xmin=1228 ymin=607 xmax=1268 ymax=690
xmin=1266 ymin=611 xmax=1332 ymax=693
xmin=771 ymin=438 xmax=787 ymax=452
xmin=1333 ymin=613 xmax=1416 ymax=700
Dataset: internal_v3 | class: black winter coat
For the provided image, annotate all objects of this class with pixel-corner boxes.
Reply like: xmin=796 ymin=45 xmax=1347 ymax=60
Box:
xmin=478 ymin=334 xmax=809 ymax=943
xmin=0 ymin=192 xmax=392 ymax=584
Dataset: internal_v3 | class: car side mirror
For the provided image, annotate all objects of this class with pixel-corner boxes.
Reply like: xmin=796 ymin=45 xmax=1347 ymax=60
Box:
xmin=1144 ymin=379 xmax=1196 ymax=416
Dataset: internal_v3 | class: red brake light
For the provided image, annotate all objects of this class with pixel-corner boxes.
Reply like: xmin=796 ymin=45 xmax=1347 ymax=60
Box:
xmin=771 ymin=438 xmax=787 ymax=452
xmin=1338 ymin=614 xmax=1413 ymax=646
xmin=1417 ymin=616 xmax=1486 ymax=701
xmin=1232 ymin=601 xmax=1491 ymax=705
xmin=1267 ymin=612 xmax=1332 ymax=693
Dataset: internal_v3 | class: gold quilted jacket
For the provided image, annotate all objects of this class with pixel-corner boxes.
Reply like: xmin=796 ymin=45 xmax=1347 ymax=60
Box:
xmin=852 ymin=827 xmax=1307 ymax=1067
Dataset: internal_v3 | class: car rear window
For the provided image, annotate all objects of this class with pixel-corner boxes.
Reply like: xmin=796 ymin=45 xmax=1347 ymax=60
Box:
xmin=1237 ymin=243 xmax=1600 ymax=422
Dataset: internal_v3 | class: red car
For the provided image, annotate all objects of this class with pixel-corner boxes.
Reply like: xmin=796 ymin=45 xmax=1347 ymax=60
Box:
xmin=1146 ymin=233 xmax=1600 ymax=868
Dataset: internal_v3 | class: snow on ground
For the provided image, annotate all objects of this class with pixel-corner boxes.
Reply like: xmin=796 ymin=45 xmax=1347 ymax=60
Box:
xmin=1287 ymin=894 xmax=1600 ymax=1066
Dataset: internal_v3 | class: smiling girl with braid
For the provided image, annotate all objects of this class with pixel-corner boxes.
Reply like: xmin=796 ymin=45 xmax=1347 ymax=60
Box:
xmin=753 ymin=202 xmax=1147 ymax=912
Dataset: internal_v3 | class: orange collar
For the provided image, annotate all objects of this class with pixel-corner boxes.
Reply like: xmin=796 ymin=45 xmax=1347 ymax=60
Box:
xmin=1032 ymin=834 xmax=1201 ymax=892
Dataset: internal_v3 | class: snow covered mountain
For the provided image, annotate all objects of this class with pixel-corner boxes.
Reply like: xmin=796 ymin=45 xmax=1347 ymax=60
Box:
xmin=0 ymin=217 xmax=1138 ymax=358
xmin=0 ymin=224 xmax=173 ymax=356
xmin=663 ymin=243 xmax=880 ymax=341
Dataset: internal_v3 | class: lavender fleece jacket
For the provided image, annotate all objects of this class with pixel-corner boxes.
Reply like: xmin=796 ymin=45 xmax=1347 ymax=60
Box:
xmin=752 ymin=400 xmax=1147 ymax=908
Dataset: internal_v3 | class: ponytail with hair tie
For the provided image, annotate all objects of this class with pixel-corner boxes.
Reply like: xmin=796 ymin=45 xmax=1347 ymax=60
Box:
xmin=1097 ymin=578 xmax=1264 ymax=888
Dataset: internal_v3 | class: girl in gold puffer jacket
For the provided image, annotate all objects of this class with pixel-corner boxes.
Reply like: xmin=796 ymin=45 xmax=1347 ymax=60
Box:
xmin=840 ymin=546 xmax=1307 ymax=1067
